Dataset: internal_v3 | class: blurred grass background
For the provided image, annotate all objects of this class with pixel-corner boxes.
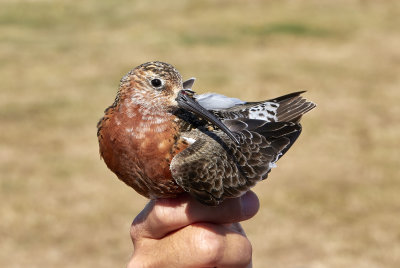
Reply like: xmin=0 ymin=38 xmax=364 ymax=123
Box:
xmin=1 ymin=0 xmax=399 ymax=267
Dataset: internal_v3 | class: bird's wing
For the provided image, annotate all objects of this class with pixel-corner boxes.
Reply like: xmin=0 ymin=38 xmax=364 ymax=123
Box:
xmin=170 ymin=120 xmax=301 ymax=206
xmin=195 ymin=93 xmax=246 ymax=110
xmin=209 ymin=91 xmax=316 ymax=123
xmin=185 ymin=76 xmax=315 ymax=123
xmin=224 ymin=118 xmax=302 ymax=163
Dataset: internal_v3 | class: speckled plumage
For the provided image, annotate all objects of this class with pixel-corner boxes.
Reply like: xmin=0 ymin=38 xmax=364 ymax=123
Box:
xmin=97 ymin=61 xmax=316 ymax=206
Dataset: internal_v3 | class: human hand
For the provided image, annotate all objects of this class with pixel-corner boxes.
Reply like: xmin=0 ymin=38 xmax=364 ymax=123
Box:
xmin=128 ymin=191 xmax=260 ymax=268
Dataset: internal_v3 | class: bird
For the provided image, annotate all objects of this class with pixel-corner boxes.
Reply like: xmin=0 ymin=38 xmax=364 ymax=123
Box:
xmin=97 ymin=61 xmax=316 ymax=206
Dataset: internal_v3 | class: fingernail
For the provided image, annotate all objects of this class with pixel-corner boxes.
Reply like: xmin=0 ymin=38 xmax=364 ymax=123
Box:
xmin=241 ymin=191 xmax=260 ymax=218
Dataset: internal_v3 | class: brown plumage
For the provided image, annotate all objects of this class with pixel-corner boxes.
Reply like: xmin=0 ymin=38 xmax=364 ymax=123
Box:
xmin=97 ymin=61 xmax=316 ymax=205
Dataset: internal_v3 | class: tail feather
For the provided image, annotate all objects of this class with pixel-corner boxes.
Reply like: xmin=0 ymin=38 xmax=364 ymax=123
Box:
xmin=274 ymin=93 xmax=316 ymax=122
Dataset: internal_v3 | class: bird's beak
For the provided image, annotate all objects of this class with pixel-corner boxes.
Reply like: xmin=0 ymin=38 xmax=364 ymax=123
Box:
xmin=176 ymin=90 xmax=239 ymax=145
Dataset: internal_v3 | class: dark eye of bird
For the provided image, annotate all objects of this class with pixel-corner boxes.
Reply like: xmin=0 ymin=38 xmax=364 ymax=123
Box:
xmin=151 ymin=78 xmax=162 ymax=88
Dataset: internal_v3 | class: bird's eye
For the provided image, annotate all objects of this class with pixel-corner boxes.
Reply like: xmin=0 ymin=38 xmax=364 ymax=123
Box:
xmin=151 ymin=78 xmax=163 ymax=88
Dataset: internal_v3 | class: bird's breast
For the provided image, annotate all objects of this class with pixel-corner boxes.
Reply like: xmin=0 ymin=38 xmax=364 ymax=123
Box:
xmin=98 ymin=103 xmax=189 ymax=197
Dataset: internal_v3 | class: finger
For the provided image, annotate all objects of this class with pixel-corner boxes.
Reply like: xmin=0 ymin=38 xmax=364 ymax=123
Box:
xmin=131 ymin=191 xmax=259 ymax=240
xmin=130 ymin=222 xmax=252 ymax=268
xmin=218 ymin=223 xmax=253 ymax=268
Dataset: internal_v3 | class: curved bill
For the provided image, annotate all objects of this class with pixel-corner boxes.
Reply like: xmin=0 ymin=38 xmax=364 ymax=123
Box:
xmin=176 ymin=90 xmax=239 ymax=145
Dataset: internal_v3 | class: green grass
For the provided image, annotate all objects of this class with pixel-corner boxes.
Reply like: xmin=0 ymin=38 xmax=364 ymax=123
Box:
xmin=1 ymin=0 xmax=400 ymax=267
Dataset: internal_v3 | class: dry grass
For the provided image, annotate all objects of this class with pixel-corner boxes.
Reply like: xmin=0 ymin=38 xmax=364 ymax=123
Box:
xmin=1 ymin=0 xmax=399 ymax=267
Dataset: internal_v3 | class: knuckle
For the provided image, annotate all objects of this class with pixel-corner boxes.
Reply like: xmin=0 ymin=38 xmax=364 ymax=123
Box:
xmin=129 ymin=224 xmax=139 ymax=240
xmin=127 ymin=257 xmax=146 ymax=268
xmin=151 ymin=200 xmax=178 ymax=226
xmin=130 ymin=220 xmax=144 ymax=242
xmin=192 ymin=225 xmax=225 ymax=265
xmin=152 ymin=204 xmax=169 ymax=222
xmin=127 ymin=259 xmax=137 ymax=268
xmin=151 ymin=204 xmax=170 ymax=225
xmin=130 ymin=208 xmax=149 ymax=241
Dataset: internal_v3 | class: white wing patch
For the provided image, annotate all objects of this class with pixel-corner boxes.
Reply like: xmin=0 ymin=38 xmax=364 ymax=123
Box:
xmin=182 ymin=136 xmax=196 ymax=145
xmin=248 ymin=102 xmax=279 ymax=122
xmin=196 ymin=93 xmax=245 ymax=110
xmin=268 ymin=152 xmax=282 ymax=171
xmin=269 ymin=153 xmax=282 ymax=172
xmin=269 ymin=162 xmax=277 ymax=169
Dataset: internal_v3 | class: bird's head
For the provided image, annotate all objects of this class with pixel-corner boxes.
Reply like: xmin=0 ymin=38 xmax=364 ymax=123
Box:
xmin=117 ymin=61 xmax=239 ymax=144
xmin=117 ymin=61 xmax=184 ymax=110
